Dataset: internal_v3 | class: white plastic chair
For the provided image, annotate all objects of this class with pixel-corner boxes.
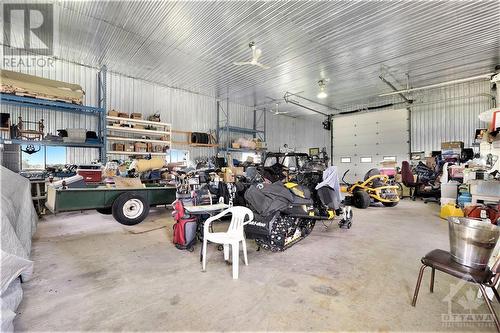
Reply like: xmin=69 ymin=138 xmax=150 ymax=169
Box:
xmin=202 ymin=206 xmax=254 ymax=279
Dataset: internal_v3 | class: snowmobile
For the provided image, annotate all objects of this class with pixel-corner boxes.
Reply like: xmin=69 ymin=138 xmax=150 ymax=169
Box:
xmin=342 ymin=168 xmax=400 ymax=209
xmin=244 ymin=153 xmax=353 ymax=252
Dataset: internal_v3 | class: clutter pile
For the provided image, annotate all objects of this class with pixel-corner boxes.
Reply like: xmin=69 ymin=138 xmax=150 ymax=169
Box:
xmin=170 ymin=151 xmax=353 ymax=252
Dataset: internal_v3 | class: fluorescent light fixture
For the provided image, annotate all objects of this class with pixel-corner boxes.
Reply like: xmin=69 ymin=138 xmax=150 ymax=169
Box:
xmin=317 ymin=79 xmax=328 ymax=99
xmin=317 ymin=90 xmax=327 ymax=99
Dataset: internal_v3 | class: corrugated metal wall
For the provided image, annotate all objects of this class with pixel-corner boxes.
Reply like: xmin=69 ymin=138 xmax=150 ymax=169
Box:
xmin=1 ymin=52 xmax=102 ymax=165
xmin=2 ymin=59 xmax=330 ymax=166
xmin=5 ymin=58 xmax=491 ymax=167
xmin=266 ymin=115 xmax=329 ymax=153
xmin=411 ymin=80 xmax=494 ymax=153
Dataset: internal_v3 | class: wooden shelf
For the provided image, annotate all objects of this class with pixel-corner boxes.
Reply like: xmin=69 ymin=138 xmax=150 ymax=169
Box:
xmin=171 ymin=140 xmax=218 ymax=148
xmin=107 ymin=126 xmax=171 ymax=136
xmin=170 ymin=129 xmax=217 ymax=148
xmin=106 ymin=116 xmax=171 ymax=127
xmin=107 ymin=151 xmax=167 ymax=156
xmin=190 ymin=143 xmax=218 ymax=147
xmin=107 ymin=136 xmax=170 ymax=145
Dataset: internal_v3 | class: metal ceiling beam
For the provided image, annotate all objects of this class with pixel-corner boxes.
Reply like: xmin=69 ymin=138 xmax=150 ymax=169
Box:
xmin=378 ymin=73 xmax=495 ymax=97
xmin=378 ymin=75 xmax=413 ymax=104
xmin=283 ymin=91 xmax=341 ymax=117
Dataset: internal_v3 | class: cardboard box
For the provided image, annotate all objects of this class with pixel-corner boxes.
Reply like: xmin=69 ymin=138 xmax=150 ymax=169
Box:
xmin=223 ymin=172 xmax=235 ymax=183
xmin=130 ymin=113 xmax=142 ymax=120
xmin=125 ymin=143 xmax=134 ymax=152
xmin=112 ymin=143 xmax=125 ymax=151
xmin=230 ymin=167 xmax=244 ymax=176
xmin=380 ymin=160 xmax=397 ymax=168
xmin=232 ymin=142 xmax=241 ymax=149
xmin=108 ymin=110 xmax=119 ymax=117
xmin=395 ymin=174 xmax=402 ymax=183
xmin=253 ymin=140 xmax=267 ymax=149
xmin=146 ymin=143 xmax=153 ymax=152
xmin=441 ymin=141 xmax=464 ymax=149
xmin=148 ymin=114 xmax=161 ymax=122
xmin=425 ymin=157 xmax=436 ymax=169
xmin=153 ymin=145 xmax=164 ymax=152
xmin=133 ymin=124 xmax=145 ymax=129
xmin=118 ymin=112 xmax=129 ymax=118
xmin=134 ymin=142 xmax=147 ymax=152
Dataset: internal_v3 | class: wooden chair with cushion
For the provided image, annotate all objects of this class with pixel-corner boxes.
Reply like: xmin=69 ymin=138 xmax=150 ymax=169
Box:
xmin=412 ymin=249 xmax=500 ymax=331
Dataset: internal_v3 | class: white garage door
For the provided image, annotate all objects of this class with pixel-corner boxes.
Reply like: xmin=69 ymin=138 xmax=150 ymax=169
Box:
xmin=333 ymin=109 xmax=409 ymax=184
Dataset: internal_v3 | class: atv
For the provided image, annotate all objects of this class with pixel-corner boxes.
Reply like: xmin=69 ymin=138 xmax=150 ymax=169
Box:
xmin=342 ymin=169 xmax=400 ymax=209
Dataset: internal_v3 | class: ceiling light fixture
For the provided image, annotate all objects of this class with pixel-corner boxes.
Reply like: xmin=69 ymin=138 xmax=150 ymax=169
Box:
xmin=317 ymin=79 xmax=328 ymax=99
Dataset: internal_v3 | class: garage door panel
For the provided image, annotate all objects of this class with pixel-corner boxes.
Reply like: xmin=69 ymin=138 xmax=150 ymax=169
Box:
xmin=333 ymin=109 xmax=409 ymax=184
xmin=377 ymin=121 xmax=408 ymax=130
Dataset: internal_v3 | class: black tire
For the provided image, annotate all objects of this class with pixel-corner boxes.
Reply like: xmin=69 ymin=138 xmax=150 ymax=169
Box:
xmin=353 ymin=191 xmax=370 ymax=209
xmin=111 ymin=193 xmax=150 ymax=225
xmin=96 ymin=207 xmax=112 ymax=215
xmin=382 ymin=201 xmax=399 ymax=207
xmin=190 ymin=133 xmax=197 ymax=143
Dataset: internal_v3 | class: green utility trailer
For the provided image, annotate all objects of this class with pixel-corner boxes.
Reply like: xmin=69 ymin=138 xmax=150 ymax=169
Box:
xmin=46 ymin=184 xmax=177 ymax=225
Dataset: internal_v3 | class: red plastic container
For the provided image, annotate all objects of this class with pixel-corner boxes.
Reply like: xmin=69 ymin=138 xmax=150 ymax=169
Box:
xmin=77 ymin=169 xmax=102 ymax=183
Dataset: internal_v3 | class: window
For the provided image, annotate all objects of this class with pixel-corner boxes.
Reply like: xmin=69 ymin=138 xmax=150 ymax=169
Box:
xmin=383 ymin=156 xmax=397 ymax=162
xmin=360 ymin=157 xmax=372 ymax=163
xmin=21 ymin=145 xmax=67 ymax=169
xmin=340 ymin=157 xmax=351 ymax=163
xmin=167 ymin=149 xmax=189 ymax=164
xmin=46 ymin=146 xmax=67 ymax=167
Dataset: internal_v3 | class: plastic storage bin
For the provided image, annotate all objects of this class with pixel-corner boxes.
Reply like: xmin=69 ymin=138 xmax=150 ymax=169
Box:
xmin=77 ymin=169 xmax=102 ymax=183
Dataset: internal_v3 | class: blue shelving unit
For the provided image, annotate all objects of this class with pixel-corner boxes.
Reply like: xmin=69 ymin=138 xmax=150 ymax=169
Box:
xmin=0 ymin=94 xmax=103 ymax=114
xmin=226 ymin=126 xmax=265 ymax=135
xmin=0 ymin=82 xmax=106 ymax=161
xmin=218 ymin=147 xmax=267 ymax=153
xmin=216 ymin=100 xmax=266 ymax=158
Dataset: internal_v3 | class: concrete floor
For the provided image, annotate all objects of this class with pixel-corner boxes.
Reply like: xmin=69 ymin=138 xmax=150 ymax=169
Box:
xmin=15 ymin=200 xmax=498 ymax=331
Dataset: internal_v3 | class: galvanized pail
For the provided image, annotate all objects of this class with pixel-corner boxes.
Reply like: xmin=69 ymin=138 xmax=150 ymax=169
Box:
xmin=448 ymin=217 xmax=500 ymax=269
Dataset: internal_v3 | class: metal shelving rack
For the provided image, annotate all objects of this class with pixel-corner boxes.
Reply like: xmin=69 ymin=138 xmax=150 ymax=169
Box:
xmin=216 ymin=100 xmax=266 ymax=157
xmin=0 ymin=93 xmax=106 ymax=160
xmin=0 ymin=66 xmax=108 ymax=162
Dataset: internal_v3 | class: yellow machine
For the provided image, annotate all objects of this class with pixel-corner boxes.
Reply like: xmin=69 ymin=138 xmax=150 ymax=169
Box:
xmin=440 ymin=203 xmax=464 ymax=219
xmin=342 ymin=169 xmax=400 ymax=209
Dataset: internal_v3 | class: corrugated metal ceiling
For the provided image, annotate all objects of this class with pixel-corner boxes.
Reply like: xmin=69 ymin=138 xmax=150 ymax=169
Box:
xmin=11 ymin=1 xmax=500 ymax=115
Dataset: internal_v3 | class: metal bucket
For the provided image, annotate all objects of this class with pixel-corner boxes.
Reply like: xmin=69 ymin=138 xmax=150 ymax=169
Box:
xmin=448 ymin=217 xmax=500 ymax=269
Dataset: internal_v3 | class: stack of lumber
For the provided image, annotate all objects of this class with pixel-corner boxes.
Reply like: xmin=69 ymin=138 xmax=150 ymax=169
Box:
xmin=1 ymin=70 xmax=85 ymax=104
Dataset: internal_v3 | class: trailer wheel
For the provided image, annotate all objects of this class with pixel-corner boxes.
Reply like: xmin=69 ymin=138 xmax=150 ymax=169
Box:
xmin=112 ymin=193 xmax=150 ymax=225
xmin=96 ymin=207 xmax=112 ymax=215
xmin=353 ymin=191 xmax=370 ymax=209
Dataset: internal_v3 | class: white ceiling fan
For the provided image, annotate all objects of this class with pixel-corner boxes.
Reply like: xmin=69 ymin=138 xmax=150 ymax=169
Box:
xmin=233 ymin=42 xmax=271 ymax=69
